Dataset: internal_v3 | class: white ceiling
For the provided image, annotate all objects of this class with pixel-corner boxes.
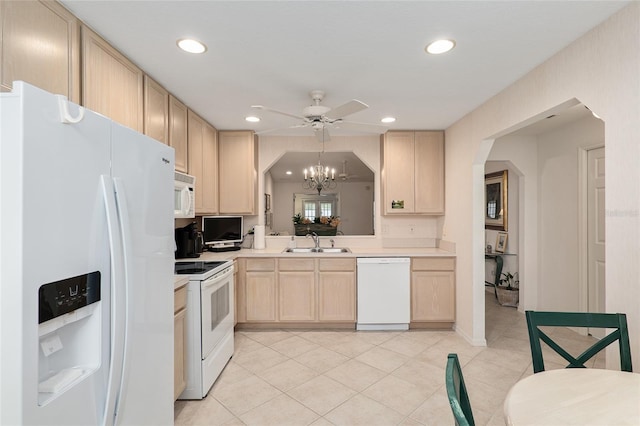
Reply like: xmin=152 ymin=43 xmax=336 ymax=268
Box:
xmin=61 ymin=1 xmax=628 ymax=138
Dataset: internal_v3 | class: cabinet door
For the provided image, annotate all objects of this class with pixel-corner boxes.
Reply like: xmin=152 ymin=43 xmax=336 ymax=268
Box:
xmin=246 ymin=272 xmax=277 ymax=321
xmin=411 ymin=271 xmax=455 ymax=322
xmin=1 ymin=0 xmax=80 ymax=102
xmin=279 ymin=271 xmax=316 ymax=321
xmin=318 ymin=272 xmax=356 ymax=321
xmin=169 ymin=95 xmax=188 ymax=173
xmin=81 ymin=26 xmax=143 ymax=132
xmin=187 ymin=110 xmax=205 ymax=211
xmin=218 ymin=131 xmax=257 ymax=214
xmin=201 ymin=122 xmax=218 ymax=213
xmin=173 ymin=308 xmax=186 ymax=400
xmin=383 ymin=131 xmax=415 ymax=214
xmin=414 ymin=131 xmax=444 ymax=214
xmin=143 ymin=75 xmax=168 ymax=144
xmin=189 ymin=111 xmax=218 ymax=215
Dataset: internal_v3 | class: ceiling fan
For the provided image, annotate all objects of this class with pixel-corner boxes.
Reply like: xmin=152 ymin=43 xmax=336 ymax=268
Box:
xmin=252 ymin=90 xmax=387 ymax=142
xmin=338 ymin=160 xmax=359 ymax=181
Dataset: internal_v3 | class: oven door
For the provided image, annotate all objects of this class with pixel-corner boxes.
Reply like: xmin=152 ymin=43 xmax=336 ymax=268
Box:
xmin=200 ymin=265 xmax=234 ymax=359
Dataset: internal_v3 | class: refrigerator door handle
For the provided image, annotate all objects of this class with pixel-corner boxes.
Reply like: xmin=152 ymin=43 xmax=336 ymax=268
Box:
xmin=100 ymin=176 xmax=127 ymax=426
xmin=112 ymin=177 xmax=134 ymax=422
xmin=56 ymin=94 xmax=85 ymax=124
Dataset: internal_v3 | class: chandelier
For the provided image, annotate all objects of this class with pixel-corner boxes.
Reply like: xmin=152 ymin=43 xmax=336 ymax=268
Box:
xmin=303 ymin=156 xmax=336 ymax=194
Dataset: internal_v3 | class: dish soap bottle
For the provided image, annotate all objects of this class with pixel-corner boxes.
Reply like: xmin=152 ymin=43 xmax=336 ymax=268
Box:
xmin=288 ymin=236 xmax=296 ymax=249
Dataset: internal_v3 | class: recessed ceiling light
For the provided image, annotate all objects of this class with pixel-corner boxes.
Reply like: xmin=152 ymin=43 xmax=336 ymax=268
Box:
xmin=381 ymin=117 xmax=396 ymax=123
xmin=177 ymin=38 xmax=207 ymax=54
xmin=245 ymin=116 xmax=260 ymax=123
xmin=285 ymin=171 xmax=292 ymax=175
xmin=425 ymin=39 xmax=456 ymax=55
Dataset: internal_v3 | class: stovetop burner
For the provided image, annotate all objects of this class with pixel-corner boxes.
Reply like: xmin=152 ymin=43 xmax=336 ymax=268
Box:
xmin=174 ymin=261 xmax=227 ymax=275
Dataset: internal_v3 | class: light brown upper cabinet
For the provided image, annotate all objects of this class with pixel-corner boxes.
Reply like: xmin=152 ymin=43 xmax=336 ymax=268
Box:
xmin=187 ymin=110 xmax=218 ymax=214
xmin=382 ymin=131 xmax=444 ymax=215
xmin=143 ymin=75 xmax=169 ymax=144
xmin=169 ymin=95 xmax=188 ymax=173
xmin=218 ymin=131 xmax=257 ymax=215
xmin=1 ymin=0 xmax=80 ymax=102
xmin=81 ymin=25 xmax=143 ymax=132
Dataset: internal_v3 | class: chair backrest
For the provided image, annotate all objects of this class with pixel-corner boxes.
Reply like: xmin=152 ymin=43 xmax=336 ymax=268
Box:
xmin=445 ymin=353 xmax=475 ymax=426
xmin=525 ymin=311 xmax=632 ymax=373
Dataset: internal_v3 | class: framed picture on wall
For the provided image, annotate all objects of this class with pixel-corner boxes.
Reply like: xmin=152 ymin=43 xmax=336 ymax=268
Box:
xmin=485 ymin=170 xmax=508 ymax=231
xmin=495 ymin=232 xmax=508 ymax=253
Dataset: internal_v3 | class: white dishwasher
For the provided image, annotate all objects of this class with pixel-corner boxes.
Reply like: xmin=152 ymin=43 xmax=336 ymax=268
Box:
xmin=357 ymin=257 xmax=410 ymax=330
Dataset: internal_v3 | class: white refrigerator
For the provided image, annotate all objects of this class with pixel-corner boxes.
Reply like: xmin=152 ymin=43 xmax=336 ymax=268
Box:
xmin=0 ymin=82 xmax=175 ymax=425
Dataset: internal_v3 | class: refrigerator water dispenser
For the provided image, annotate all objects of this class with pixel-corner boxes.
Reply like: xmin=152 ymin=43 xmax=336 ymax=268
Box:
xmin=37 ymin=272 xmax=102 ymax=405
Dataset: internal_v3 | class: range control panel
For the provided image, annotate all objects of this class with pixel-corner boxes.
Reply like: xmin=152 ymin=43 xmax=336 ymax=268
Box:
xmin=39 ymin=271 xmax=101 ymax=324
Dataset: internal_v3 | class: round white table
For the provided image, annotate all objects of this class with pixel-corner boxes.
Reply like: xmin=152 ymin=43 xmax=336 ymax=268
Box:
xmin=504 ymin=369 xmax=640 ymax=425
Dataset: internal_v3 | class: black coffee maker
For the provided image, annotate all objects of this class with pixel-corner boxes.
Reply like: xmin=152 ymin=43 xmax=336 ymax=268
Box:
xmin=175 ymin=222 xmax=201 ymax=259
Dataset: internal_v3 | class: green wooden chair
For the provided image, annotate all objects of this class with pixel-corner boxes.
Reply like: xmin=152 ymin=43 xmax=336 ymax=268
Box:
xmin=525 ymin=311 xmax=632 ymax=373
xmin=445 ymin=353 xmax=475 ymax=426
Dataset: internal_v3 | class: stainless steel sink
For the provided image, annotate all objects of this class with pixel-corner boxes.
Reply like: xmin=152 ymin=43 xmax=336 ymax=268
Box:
xmin=282 ymin=247 xmax=351 ymax=253
xmin=317 ymin=248 xmax=351 ymax=253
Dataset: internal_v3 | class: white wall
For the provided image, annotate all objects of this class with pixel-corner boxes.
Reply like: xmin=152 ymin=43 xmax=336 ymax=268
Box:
xmin=536 ymin=116 xmax=604 ymax=310
xmin=445 ymin=3 xmax=640 ymax=370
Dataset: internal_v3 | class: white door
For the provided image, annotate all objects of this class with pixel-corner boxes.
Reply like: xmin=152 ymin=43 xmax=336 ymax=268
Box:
xmin=587 ymin=146 xmax=605 ymax=338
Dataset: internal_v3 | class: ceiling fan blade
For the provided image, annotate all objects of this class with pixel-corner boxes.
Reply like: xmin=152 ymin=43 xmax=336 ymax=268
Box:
xmin=251 ymin=105 xmax=305 ymax=120
xmin=314 ymin=126 xmax=331 ymax=143
xmin=336 ymin=120 xmax=388 ymax=133
xmin=255 ymin=123 xmax=308 ymax=135
xmin=324 ymin=100 xmax=368 ymax=120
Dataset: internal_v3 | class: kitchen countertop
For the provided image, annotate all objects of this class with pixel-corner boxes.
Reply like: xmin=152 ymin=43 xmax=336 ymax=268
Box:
xmin=176 ymin=247 xmax=455 ymax=263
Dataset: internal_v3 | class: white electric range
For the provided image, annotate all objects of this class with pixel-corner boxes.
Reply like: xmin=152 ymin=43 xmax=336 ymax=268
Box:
xmin=174 ymin=260 xmax=234 ymax=399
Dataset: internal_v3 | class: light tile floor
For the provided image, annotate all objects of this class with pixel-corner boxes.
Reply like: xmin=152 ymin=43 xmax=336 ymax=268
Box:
xmin=175 ymin=293 xmax=601 ymax=425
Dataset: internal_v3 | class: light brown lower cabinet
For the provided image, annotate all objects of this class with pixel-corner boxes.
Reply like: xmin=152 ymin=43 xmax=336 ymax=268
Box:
xmin=279 ymin=259 xmax=315 ymax=321
xmin=173 ymin=284 xmax=187 ymax=400
xmin=318 ymin=259 xmax=356 ymax=322
xmin=236 ymin=257 xmax=356 ymax=326
xmin=411 ymin=257 xmax=455 ymax=327
xmin=244 ymin=258 xmax=277 ymax=322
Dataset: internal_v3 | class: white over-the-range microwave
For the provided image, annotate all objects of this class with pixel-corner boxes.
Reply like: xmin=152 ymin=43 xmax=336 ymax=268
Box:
xmin=175 ymin=171 xmax=195 ymax=218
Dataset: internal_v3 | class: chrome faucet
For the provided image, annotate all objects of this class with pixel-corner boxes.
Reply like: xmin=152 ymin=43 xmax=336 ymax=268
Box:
xmin=306 ymin=232 xmax=320 ymax=249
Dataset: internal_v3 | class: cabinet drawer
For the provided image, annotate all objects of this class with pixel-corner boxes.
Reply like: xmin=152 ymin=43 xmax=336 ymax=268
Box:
xmin=279 ymin=258 xmax=315 ymax=271
xmin=412 ymin=257 xmax=455 ymax=271
xmin=174 ymin=285 xmax=187 ymax=314
xmin=246 ymin=258 xmax=275 ymax=271
xmin=319 ymin=258 xmax=355 ymax=272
